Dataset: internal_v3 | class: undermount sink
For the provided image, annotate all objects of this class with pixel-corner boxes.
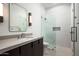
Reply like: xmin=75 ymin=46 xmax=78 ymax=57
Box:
xmin=23 ymin=36 xmax=33 ymax=38
xmin=18 ymin=33 xmax=33 ymax=39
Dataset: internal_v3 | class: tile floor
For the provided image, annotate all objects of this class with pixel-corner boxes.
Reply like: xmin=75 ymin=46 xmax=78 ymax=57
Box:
xmin=44 ymin=47 xmax=56 ymax=56
xmin=56 ymin=46 xmax=73 ymax=56
xmin=43 ymin=46 xmax=72 ymax=56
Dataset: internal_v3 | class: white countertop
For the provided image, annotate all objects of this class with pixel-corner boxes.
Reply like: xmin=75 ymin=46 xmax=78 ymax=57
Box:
xmin=0 ymin=35 xmax=43 ymax=54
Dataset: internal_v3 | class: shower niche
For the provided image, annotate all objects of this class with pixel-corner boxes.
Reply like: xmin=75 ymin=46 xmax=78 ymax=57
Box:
xmin=53 ymin=27 xmax=61 ymax=31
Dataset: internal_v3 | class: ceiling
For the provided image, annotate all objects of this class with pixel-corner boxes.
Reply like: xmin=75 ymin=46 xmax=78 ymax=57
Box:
xmin=41 ymin=3 xmax=68 ymax=10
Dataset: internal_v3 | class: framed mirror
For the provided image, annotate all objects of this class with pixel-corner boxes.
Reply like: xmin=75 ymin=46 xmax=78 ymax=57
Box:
xmin=9 ymin=3 xmax=28 ymax=32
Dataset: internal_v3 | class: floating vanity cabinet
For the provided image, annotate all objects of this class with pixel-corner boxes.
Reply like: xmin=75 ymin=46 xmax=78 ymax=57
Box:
xmin=6 ymin=47 xmax=20 ymax=56
xmin=33 ymin=38 xmax=43 ymax=56
xmin=0 ymin=37 xmax=43 ymax=56
xmin=20 ymin=43 xmax=33 ymax=56
xmin=0 ymin=48 xmax=20 ymax=56
xmin=20 ymin=38 xmax=43 ymax=56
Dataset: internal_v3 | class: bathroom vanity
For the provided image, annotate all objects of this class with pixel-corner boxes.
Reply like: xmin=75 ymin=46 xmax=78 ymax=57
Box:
xmin=0 ymin=34 xmax=43 ymax=56
xmin=0 ymin=3 xmax=43 ymax=56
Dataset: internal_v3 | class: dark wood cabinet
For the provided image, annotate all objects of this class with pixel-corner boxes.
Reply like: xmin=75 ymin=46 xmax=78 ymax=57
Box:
xmin=7 ymin=47 xmax=20 ymax=56
xmin=20 ymin=38 xmax=43 ymax=56
xmin=0 ymin=38 xmax=43 ymax=56
xmin=20 ymin=43 xmax=33 ymax=56
xmin=0 ymin=48 xmax=20 ymax=56
xmin=33 ymin=38 xmax=43 ymax=56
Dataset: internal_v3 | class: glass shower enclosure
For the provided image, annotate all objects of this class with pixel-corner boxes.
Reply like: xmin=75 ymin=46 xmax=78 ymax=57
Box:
xmin=41 ymin=14 xmax=56 ymax=49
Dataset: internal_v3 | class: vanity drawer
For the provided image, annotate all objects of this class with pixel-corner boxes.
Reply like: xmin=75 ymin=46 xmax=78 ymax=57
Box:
xmin=0 ymin=47 xmax=20 ymax=56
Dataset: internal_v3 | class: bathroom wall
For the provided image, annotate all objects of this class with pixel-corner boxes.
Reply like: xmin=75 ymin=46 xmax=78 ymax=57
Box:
xmin=18 ymin=3 xmax=46 ymax=35
xmin=0 ymin=4 xmax=10 ymax=35
xmin=46 ymin=4 xmax=71 ymax=48
xmin=0 ymin=3 xmax=45 ymax=36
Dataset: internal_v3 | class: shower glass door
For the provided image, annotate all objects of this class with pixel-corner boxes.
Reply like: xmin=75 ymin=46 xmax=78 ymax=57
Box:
xmin=73 ymin=3 xmax=79 ymax=56
xmin=41 ymin=14 xmax=56 ymax=49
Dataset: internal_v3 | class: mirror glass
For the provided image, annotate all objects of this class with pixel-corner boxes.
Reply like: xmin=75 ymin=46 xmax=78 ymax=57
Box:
xmin=9 ymin=3 xmax=28 ymax=32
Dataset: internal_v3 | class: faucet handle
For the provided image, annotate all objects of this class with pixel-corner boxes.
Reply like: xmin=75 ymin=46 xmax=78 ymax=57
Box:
xmin=17 ymin=34 xmax=22 ymax=39
xmin=21 ymin=33 xmax=24 ymax=38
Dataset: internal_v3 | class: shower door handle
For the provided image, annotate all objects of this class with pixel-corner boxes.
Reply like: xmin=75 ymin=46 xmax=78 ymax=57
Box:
xmin=70 ymin=27 xmax=77 ymax=42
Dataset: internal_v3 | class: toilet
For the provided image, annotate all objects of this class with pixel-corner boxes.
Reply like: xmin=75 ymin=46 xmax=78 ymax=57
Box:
xmin=43 ymin=42 xmax=49 ymax=48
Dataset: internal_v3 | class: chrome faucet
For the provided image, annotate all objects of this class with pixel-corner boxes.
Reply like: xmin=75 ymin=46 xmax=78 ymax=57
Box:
xmin=21 ymin=33 xmax=24 ymax=38
xmin=17 ymin=33 xmax=24 ymax=39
